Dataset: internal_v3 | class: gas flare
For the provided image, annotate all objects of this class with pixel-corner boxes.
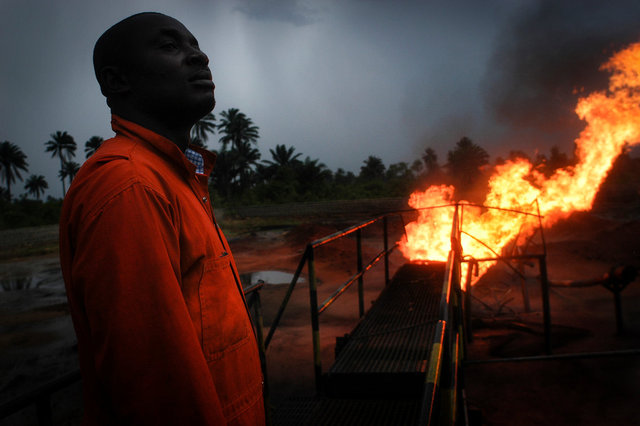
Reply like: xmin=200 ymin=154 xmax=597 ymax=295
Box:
xmin=400 ymin=42 xmax=640 ymax=284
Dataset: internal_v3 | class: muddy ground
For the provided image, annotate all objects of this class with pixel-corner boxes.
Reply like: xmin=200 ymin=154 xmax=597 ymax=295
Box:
xmin=1 ymin=211 xmax=639 ymax=425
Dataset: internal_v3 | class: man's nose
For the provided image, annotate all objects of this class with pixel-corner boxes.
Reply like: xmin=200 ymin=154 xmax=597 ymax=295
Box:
xmin=188 ymin=48 xmax=209 ymax=66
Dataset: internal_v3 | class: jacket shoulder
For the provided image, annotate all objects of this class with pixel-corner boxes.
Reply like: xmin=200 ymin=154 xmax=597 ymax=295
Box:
xmin=64 ymin=135 xmax=169 ymax=219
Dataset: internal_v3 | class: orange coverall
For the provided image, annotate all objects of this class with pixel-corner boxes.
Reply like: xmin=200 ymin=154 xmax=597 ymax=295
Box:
xmin=59 ymin=115 xmax=265 ymax=425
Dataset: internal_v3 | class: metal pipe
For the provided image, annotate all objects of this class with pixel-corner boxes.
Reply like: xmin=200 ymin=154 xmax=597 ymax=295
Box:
xmin=464 ymin=253 xmax=546 ymax=262
xmin=613 ymin=289 xmax=624 ymax=334
xmin=357 ymin=228 xmax=364 ymax=318
xmin=536 ymin=199 xmax=547 ymax=257
xmin=444 ymin=329 xmax=461 ymax=426
xmin=251 ymin=291 xmax=271 ymax=426
xmin=307 ymin=246 xmax=323 ymax=393
xmin=264 ymin=248 xmax=308 ymax=349
xmin=318 ymin=248 xmax=388 ymax=314
xmin=310 ymin=217 xmax=379 ymax=248
xmin=383 ymin=215 xmax=389 ymax=286
xmin=464 ymin=261 xmax=474 ymax=344
xmin=243 ymin=280 xmax=265 ymax=295
xmin=464 ymin=348 xmax=640 ymax=365
xmin=538 ymin=255 xmax=552 ymax=355
xmin=419 ymin=320 xmax=446 ymax=426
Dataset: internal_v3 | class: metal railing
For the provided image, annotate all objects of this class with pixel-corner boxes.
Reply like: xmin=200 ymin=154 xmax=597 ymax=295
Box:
xmin=418 ymin=201 xmax=548 ymax=425
xmin=264 ymin=213 xmax=405 ymax=392
xmin=419 ymin=204 xmax=464 ymax=426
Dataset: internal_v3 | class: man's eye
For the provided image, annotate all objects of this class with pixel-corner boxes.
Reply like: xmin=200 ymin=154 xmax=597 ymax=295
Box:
xmin=160 ymin=42 xmax=178 ymax=50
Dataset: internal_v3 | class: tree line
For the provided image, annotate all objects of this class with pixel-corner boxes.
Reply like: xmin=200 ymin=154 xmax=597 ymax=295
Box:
xmin=1 ymin=107 xmax=597 ymax=229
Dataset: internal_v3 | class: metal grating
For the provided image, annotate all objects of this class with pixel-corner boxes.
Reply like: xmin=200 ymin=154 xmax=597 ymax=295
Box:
xmin=326 ymin=262 xmax=445 ymax=397
xmin=273 ymin=397 xmax=421 ymax=426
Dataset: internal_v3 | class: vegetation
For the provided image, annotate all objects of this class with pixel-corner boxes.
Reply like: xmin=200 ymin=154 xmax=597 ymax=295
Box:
xmin=0 ymin=141 xmax=29 ymax=200
xmin=3 ymin=106 xmax=640 ymax=231
xmin=190 ymin=112 xmax=216 ymax=148
xmin=0 ymin=196 xmax=62 ymax=229
xmin=45 ymin=131 xmax=77 ymax=197
xmin=85 ymin=136 xmax=104 ymax=158
xmin=24 ymin=175 xmax=48 ymax=200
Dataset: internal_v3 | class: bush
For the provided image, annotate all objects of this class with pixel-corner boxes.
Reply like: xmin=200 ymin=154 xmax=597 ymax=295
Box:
xmin=0 ymin=197 xmax=62 ymax=230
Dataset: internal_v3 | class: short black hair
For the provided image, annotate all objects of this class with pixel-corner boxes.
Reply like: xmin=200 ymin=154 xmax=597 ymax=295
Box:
xmin=93 ymin=12 xmax=165 ymax=98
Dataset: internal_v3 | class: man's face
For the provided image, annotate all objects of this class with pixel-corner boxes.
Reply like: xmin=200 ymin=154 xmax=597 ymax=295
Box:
xmin=123 ymin=15 xmax=215 ymax=123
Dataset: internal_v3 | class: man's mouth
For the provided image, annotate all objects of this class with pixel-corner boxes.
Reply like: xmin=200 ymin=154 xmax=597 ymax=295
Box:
xmin=189 ymin=70 xmax=214 ymax=87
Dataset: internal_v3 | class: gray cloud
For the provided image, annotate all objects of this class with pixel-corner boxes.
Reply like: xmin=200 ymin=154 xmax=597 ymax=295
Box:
xmin=3 ymin=0 xmax=639 ymax=199
xmin=483 ymin=0 xmax=640 ymax=153
xmin=233 ymin=0 xmax=318 ymax=26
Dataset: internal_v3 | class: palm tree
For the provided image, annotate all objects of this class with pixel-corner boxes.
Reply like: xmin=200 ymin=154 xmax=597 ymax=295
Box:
xmin=190 ymin=113 xmax=216 ymax=148
xmin=222 ymin=140 xmax=260 ymax=194
xmin=85 ymin=136 xmax=104 ymax=158
xmin=446 ymin=136 xmax=489 ymax=199
xmin=359 ymin=156 xmax=386 ymax=180
xmin=217 ymin=108 xmax=259 ymax=151
xmin=265 ymin=144 xmax=302 ymax=168
xmin=45 ymin=131 xmax=77 ymax=196
xmin=422 ymin=147 xmax=440 ymax=175
xmin=0 ymin=141 xmax=29 ymax=200
xmin=295 ymin=156 xmax=332 ymax=196
xmin=59 ymin=161 xmax=80 ymax=188
xmin=24 ymin=174 xmax=48 ymax=200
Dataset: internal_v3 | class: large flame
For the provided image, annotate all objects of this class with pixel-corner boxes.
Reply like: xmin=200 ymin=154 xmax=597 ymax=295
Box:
xmin=400 ymin=42 xmax=640 ymax=283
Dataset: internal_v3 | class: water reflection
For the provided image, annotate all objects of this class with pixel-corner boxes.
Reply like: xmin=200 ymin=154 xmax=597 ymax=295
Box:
xmin=240 ymin=270 xmax=305 ymax=286
xmin=0 ymin=260 xmax=64 ymax=292
xmin=1 ymin=276 xmax=34 ymax=291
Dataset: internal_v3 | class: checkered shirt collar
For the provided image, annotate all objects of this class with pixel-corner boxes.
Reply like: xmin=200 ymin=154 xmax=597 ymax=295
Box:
xmin=184 ymin=148 xmax=205 ymax=175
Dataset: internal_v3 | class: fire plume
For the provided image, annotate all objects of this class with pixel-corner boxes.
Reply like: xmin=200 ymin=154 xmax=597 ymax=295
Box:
xmin=400 ymin=42 xmax=640 ymax=283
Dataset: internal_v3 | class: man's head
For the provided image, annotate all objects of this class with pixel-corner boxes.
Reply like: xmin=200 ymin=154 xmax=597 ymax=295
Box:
xmin=93 ymin=13 xmax=215 ymax=128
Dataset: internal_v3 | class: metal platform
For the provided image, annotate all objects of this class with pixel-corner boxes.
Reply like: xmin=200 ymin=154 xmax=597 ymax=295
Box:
xmin=326 ymin=262 xmax=445 ymax=398
xmin=274 ymin=262 xmax=446 ymax=425
xmin=272 ymin=396 xmax=422 ymax=426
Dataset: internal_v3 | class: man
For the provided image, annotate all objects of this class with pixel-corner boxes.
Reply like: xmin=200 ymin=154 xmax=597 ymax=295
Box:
xmin=59 ymin=12 xmax=265 ymax=425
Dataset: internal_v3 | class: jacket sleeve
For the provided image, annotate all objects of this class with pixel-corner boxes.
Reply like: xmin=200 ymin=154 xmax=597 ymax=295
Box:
xmin=70 ymin=183 xmax=227 ymax=425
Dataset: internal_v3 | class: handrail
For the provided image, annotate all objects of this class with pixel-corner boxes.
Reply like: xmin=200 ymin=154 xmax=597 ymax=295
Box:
xmin=262 ymin=212 xmax=405 ymax=392
xmin=421 ymin=203 xmax=464 ymax=425
xmin=309 ymin=217 xmax=380 ymax=248
xmin=264 ymin=247 xmax=309 ymax=349
xmin=265 ymin=213 xmax=405 ymax=351
xmin=243 ymin=280 xmax=265 ymax=295
xmin=318 ymin=246 xmax=393 ymax=314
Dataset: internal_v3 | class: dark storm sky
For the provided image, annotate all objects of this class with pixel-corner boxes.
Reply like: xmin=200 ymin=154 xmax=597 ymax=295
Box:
xmin=1 ymin=0 xmax=639 ymax=197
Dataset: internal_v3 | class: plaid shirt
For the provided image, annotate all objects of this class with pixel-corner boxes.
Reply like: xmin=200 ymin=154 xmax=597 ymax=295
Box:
xmin=185 ymin=148 xmax=205 ymax=174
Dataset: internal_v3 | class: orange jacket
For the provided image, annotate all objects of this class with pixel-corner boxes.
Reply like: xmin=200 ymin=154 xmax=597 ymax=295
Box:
xmin=59 ymin=115 xmax=264 ymax=425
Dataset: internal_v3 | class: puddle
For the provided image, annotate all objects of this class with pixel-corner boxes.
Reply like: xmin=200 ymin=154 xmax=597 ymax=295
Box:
xmin=0 ymin=269 xmax=64 ymax=292
xmin=241 ymin=270 xmax=304 ymax=286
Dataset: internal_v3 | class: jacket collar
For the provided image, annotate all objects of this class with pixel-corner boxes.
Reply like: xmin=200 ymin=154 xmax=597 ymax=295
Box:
xmin=111 ymin=114 xmax=216 ymax=177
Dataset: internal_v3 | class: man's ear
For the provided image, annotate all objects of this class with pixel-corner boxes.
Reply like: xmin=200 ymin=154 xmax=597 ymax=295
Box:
xmin=99 ymin=66 xmax=130 ymax=96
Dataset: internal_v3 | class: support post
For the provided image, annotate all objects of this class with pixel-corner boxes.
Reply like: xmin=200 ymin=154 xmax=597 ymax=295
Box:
xmin=464 ymin=261 xmax=474 ymax=344
xmin=613 ymin=288 xmax=624 ymax=335
xmin=519 ymin=259 xmax=531 ymax=313
xmin=538 ymin=255 xmax=552 ymax=355
xmin=251 ymin=291 xmax=271 ymax=426
xmin=307 ymin=246 xmax=323 ymax=392
xmin=357 ymin=229 xmax=365 ymax=318
xmin=383 ymin=215 xmax=390 ymax=286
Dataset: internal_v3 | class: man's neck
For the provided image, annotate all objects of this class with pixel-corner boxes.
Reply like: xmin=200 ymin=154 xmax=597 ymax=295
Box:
xmin=113 ymin=108 xmax=192 ymax=152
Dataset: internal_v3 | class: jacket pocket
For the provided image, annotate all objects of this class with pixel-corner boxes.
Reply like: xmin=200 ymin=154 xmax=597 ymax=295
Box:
xmin=199 ymin=254 xmax=250 ymax=360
